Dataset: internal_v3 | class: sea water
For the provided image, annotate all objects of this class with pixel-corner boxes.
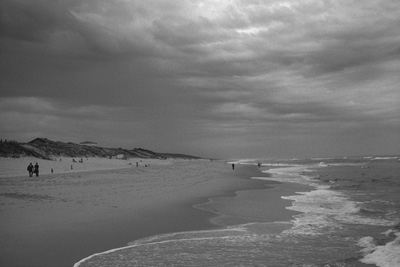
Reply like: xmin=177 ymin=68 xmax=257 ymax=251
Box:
xmin=74 ymin=156 xmax=400 ymax=267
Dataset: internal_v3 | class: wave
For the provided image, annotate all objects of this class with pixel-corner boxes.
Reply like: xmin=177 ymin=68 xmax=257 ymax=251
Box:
xmin=73 ymin=159 xmax=399 ymax=267
xmin=358 ymin=230 xmax=400 ymax=267
xmin=371 ymin=157 xmax=399 ymax=160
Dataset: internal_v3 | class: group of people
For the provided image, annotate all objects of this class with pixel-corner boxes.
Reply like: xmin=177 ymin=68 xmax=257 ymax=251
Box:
xmin=27 ymin=162 xmax=39 ymax=177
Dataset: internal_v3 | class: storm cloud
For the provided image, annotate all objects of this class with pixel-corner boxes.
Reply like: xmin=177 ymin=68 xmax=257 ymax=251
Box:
xmin=1 ymin=0 xmax=399 ymax=158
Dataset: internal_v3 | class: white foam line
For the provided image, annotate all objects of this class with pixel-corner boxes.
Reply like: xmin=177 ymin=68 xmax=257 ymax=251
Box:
xmin=359 ymin=232 xmax=400 ymax=267
xmin=371 ymin=157 xmax=398 ymax=160
xmin=73 ymin=228 xmax=248 ymax=267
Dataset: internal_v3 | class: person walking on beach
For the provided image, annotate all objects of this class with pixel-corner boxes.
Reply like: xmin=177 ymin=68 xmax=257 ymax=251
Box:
xmin=34 ymin=162 xmax=39 ymax=177
xmin=27 ymin=163 xmax=34 ymax=177
xmin=232 ymin=163 xmax=235 ymax=170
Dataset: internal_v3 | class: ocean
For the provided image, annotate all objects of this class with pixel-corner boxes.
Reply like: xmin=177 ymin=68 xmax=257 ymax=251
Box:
xmin=74 ymin=156 xmax=400 ymax=267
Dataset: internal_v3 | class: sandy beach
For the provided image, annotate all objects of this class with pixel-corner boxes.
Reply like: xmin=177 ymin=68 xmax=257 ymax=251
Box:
xmin=0 ymin=157 xmax=306 ymax=267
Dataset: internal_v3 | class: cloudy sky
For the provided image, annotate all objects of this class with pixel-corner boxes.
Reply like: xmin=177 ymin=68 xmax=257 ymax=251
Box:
xmin=1 ymin=0 xmax=399 ymax=159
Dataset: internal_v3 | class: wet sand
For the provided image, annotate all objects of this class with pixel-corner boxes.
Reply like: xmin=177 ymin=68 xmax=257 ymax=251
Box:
xmin=71 ymin=158 xmax=399 ymax=267
xmin=0 ymin=159 xmax=261 ymax=267
xmin=0 ymin=158 xmax=306 ymax=267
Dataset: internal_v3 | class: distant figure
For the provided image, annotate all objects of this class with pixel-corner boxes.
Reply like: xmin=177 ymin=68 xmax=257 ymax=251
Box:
xmin=34 ymin=162 xmax=39 ymax=177
xmin=258 ymin=163 xmax=261 ymax=167
xmin=136 ymin=162 xmax=139 ymax=167
xmin=51 ymin=168 xmax=53 ymax=174
xmin=71 ymin=165 xmax=73 ymax=170
xmin=232 ymin=163 xmax=235 ymax=170
xmin=27 ymin=163 xmax=34 ymax=177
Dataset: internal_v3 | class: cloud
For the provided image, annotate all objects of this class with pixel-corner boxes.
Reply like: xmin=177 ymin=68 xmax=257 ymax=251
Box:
xmin=1 ymin=0 xmax=399 ymax=157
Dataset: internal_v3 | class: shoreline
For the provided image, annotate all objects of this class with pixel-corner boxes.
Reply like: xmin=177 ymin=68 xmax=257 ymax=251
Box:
xmin=74 ymin=163 xmax=315 ymax=267
xmin=72 ymin=158 xmax=400 ymax=267
xmin=195 ymin=180 xmax=312 ymax=228
xmin=0 ymin=159 xmax=307 ymax=267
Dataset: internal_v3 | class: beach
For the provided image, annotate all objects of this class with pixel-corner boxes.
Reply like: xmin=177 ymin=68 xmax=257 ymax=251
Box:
xmin=0 ymin=157 xmax=305 ymax=267
xmin=1 ymin=156 xmax=398 ymax=267
xmin=72 ymin=157 xmax=399 ymax=267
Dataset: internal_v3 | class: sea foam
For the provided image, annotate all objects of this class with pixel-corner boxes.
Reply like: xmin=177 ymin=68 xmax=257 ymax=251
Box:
xmin=73 ymin=157 xmax=400 ymax=267
xmin=358 ymin=232 xmax=400 ymax=267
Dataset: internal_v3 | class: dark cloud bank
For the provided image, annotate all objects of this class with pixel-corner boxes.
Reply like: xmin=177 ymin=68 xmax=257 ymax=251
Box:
xmin=1 ymin=0 xmax=399 ymax=158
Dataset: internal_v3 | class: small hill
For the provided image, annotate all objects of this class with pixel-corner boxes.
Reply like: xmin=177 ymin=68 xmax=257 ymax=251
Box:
xmin=0 ymin=138 xmax=200 ymax=160
xmin=0 ymin=141 xmax=50 ymax=159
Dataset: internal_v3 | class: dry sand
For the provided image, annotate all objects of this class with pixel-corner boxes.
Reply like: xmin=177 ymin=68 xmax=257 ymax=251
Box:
xmin=0 ymin=157 xmax=307 ymax=267
xmin=0 ymin=157 xmax=169 ymax=178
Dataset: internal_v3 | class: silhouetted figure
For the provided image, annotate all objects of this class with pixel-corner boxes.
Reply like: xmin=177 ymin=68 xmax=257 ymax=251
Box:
xmin=232 ymin=163 xmax=235 ymax=170
xmin=27 ymin=163 xmax=34 ymax=177
xmin=51 ymin=168 xmax=53 ymax=174
xmin=34 ymin=163 xmax=39 ymax=177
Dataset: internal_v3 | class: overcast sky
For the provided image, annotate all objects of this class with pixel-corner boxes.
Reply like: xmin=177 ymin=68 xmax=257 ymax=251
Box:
xmin=1 ymin=0 xmax=399 ymax=159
